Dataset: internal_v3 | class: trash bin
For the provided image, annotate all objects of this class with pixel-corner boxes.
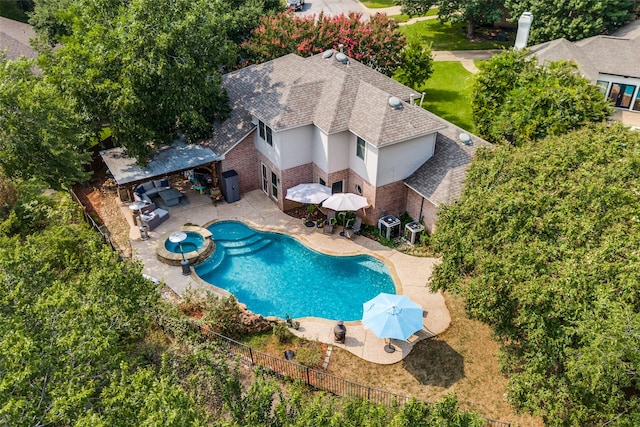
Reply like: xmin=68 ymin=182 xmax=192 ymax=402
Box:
xmin=284 ymin=349 xmax=295 ymax=360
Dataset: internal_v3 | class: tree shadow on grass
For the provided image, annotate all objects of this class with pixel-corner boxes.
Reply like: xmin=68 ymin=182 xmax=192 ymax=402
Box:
xmin=402 ymin=338 xmax=464 ymax=388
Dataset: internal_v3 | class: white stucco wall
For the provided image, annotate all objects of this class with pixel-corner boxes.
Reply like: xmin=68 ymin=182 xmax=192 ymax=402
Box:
xmin=254 ymin=115 xmax=437 ymax=188
xmin=326 ymin=131 xmax=350 ymax=173
xmin=376 ymin=134 xmax=436 ymax=187
xmin=278 ymin=126 xmax=315 ymax=169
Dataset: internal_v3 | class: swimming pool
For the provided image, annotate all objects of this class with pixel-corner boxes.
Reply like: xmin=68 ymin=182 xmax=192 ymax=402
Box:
xmin=195 ymin=221 xmax=396 ymax=321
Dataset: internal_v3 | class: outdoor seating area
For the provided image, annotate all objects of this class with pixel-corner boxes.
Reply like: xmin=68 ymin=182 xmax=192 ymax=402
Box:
xmin=133 ymin=179 xmax=171 ymax=204
xmin=134 ymin=178 xmax=185 ymax=207
xmin=139 ymin=203 xmax=170 ymax=230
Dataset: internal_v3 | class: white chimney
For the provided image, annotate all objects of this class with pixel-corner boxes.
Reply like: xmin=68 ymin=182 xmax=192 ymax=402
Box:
xmin=514 ymin=12 xmax=533 ymax=50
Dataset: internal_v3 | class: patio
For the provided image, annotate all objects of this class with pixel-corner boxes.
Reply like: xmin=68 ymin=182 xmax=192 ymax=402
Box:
xmin=126 ymin=188 xmax=450 ymax=364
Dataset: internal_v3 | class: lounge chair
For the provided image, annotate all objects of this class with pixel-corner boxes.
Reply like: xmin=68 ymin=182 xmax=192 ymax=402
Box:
xmin=343 ymin=216 xmax=362 ymax=239
xmin=323 ymin=210 xmax=336 ymax=234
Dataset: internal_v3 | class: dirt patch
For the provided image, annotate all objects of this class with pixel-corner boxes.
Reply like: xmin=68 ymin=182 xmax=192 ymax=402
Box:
xmin=74 ymin=171 xmax=132 ymax=258
xmin=326 ymin=292 xmax=542 ymax=426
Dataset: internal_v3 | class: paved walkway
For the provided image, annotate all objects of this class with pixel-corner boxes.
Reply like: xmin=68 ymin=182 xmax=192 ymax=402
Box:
xmin=125 ymin=187 xmax=450 ymax=365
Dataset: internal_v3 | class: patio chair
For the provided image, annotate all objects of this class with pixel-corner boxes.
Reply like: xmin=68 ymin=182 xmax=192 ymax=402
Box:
xmin=351 ymin=216 xmax=362 ymax=235
xmin=343 ymin=216 xmax=362 ymax=240
xmin=323 ymin=210 xmax=336 ymax=234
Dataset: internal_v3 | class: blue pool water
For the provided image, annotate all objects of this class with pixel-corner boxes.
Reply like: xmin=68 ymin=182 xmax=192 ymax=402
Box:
xmin=165 ymin=231 xmax=205 ymax=253
xmin=195 ymin=221 xmax=396 ymax=321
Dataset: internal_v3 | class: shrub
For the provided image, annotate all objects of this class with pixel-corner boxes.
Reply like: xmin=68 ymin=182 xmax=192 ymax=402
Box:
xmin=202 ymin=295 xmax=243 ymax=339
xmin=273 ymin=323 xmax=294 ymax=344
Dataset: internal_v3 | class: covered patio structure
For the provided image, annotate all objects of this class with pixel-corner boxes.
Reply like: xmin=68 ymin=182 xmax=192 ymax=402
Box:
xmin=100 ymin=141 xmax=222 ymax=203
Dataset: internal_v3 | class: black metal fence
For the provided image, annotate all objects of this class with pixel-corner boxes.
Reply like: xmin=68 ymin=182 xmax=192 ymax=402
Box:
xmin=69 ymin=188 xmax=117 ymax=253
xmin=196 ymin=324 xmax=512 ymax=427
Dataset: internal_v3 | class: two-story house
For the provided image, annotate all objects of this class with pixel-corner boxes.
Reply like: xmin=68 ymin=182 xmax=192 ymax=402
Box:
xmin=205 ymin=51 xmax=489 ymax=232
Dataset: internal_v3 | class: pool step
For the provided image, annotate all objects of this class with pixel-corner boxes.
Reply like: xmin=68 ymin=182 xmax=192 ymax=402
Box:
xmin=213 ymin=231 xmax=260 ymax=246
xmin=195 ymin=249 xmax=225 ymax=277
xmin=195 ymin=236 xmax=272 ymax=277
xmin=226 ymin=237 xmax=272 ymax=256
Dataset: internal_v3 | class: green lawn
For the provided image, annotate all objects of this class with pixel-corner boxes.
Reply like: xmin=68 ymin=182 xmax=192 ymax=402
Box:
xmin=418 ymin=61 xmax=475 ymax=131
xmin=390 ymin=7 xmax=438 ymax=23
xmin=360 ymin=0 xmax=395 ymax=8
xmin=400 ymin=19 xmax=511 ymax=50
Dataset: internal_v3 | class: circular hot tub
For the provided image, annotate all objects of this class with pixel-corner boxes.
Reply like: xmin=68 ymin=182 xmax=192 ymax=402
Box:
xmin=157 ymin=226 xmax=214 ymax=266
xmin=164 ymin=231 xmax=206 ymax=254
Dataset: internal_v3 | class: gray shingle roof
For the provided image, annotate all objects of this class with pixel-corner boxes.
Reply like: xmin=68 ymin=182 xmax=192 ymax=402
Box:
xmin=0 ymin=17 xmax=37 ymax=60
xmin=208 ymin=52 xmax=445 ymax=153
xmin=404 ymin=119 xmax=491 ymax=206
xmin=529 ymin=19 xmax=640 ymax=81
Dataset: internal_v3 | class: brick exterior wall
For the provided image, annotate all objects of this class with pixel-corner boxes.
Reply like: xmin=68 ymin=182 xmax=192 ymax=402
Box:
xmin=220 ymin=132 xmax=260 ymax=195
xmin=369 ymin=181 xmax=408 ymax=225
xmin=406 ymin=189 xmax=437 ymax=234
xmin=218 ymin=134 xmax=440 ymax=230
xmin=281 ymin=163 xmax=313 ymax=211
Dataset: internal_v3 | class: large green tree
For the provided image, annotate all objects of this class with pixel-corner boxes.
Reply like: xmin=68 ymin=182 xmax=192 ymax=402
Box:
xmin=395 ymin=41 xmax=434 ymax=90
xmin=27 ymin=0 xmax=75 ymax=45
xmin=240 ymin=12 xmax=407 ymax=77
xmin=394 ymin=0 xmax=505 ymax=39
xmin=39 ymin=0 xmax=236 ymax=161
xmin=431 ymin=123 xmax=640 ymax=426
xmin=504 ymin=0 xmax=636 ymax=44
xmin=0 ymin=187 xmax=169 ymax=425
xmin=471 ymin=49 xmax=611 ymax=145
xmin=0 ymin=54 xmax=91 ymax=189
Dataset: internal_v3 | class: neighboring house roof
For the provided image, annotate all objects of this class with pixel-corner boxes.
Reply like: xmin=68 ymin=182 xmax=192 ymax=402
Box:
xmin=528 ymin=19 xmax=640 ymax=81
xmin=0 ymin=17 xmax=37 ymax=60
xmin=404 ymin=120 xmax=491 ymax=206
xmin=209 ymin=52 xmax=445 ymax=153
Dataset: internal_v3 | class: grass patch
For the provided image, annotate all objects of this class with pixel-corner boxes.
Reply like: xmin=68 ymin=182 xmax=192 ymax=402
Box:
xmin=0 ymin=0 xmax=29 ymax=22
xmin=400 ymin=19 xmax=511 ymax=50
xmin=325 ymin=293 xmax=542 ymax=426
xmin=241 ymin=330 xmax=327 ymax=369
xmin=390 ymin=7 xmax=438 ymax=22
xmin=418 ymin=61 xmax=474 ymax=131
xmin=360 ymin=0 xmax=395 ymax=8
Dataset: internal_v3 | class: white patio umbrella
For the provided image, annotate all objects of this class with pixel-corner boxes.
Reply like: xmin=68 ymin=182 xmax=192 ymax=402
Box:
xmin=362 ymin=293 xmax=423 ymax=353
xmin=321 ymin=192 xmax=368 ymax=212
xmin=285 ymin=183 xmax=332 ymax=205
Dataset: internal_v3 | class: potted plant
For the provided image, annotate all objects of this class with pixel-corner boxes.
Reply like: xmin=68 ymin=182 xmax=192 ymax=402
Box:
xmin=285 ymin=314 xmax=300 ymax=330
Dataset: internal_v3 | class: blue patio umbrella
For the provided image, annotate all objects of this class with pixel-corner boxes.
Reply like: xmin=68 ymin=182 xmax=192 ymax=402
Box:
xmin=362 ymin=293 xmax=423 ymax=353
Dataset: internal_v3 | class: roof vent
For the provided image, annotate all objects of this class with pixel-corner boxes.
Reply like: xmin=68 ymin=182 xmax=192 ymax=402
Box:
xmin=388 ymin=96 xmax=403 ymax=110
xmin=323 ymin=49 xmax=334 ymax=59
xmin=459 ymin=133 xmax=472 ymax=145
xmin=336 ymin=52 xmax=348 ymax=64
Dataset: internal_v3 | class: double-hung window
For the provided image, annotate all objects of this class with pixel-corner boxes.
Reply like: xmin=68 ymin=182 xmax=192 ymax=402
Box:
xmin=356 ymin=136 xmax=366 ymax=160
xmin=259 ymin=120 xmax=273 ymax=146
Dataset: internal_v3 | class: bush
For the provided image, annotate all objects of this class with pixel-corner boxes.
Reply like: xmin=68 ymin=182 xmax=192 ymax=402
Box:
xmin=202 ymin=295 xmax=243 ymax=339
xmin=273 ymin=323 xmax=294 ymax=344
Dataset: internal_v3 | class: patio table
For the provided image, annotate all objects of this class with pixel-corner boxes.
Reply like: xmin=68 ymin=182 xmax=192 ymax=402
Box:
xmin=158 ymin=188 xmax=183 ymax=207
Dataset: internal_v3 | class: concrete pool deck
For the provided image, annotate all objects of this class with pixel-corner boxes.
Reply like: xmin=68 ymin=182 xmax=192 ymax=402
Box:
xmin=127 ymin=188 xmax=450 ymax=365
